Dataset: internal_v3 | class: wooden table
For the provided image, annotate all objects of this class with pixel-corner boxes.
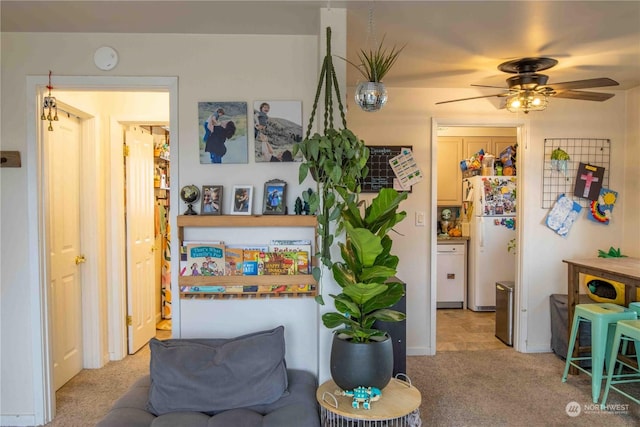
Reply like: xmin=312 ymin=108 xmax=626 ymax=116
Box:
xmin=563 ymin=257 xmax=640 ymax=375
xmin=316 ymin=378 xmax=422 ymax=426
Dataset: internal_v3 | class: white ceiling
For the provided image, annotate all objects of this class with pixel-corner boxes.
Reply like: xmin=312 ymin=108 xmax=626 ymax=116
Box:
xmin=3 ymin=1 xmax=640 ymax=94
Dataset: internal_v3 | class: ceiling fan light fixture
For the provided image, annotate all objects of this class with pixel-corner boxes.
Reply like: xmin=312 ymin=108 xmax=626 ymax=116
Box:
xmin=505 ymin=90 xmax=548 ymax=114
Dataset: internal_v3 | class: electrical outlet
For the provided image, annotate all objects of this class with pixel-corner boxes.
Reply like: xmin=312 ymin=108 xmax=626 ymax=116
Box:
xmin=415 ymin=211 xmax=425 ymax=226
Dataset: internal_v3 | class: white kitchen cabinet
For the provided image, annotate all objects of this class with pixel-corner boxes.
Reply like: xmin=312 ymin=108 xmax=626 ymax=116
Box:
xmin=492 ymin=137 xmax=516 ymax=159
xmin=437 ymin=137 xmax=463 ymax=205
xmin=463 ymin=136 xmax=516 ymax=159
xmin=463 ymin=136 xmax=492 ymax=159
xmin=438 ymin=136 xmax=517 ymax=207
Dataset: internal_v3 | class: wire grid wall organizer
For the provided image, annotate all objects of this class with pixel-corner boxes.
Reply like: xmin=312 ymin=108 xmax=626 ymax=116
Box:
xmin=542 ymin=138 xmax=610 ymax=209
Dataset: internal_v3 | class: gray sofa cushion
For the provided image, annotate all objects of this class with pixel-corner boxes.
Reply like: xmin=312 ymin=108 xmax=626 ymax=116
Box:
xmin=97 ymin=370 xmax=320 ymax=427
xmin=147 ymin=326 xmax=288 ymax=415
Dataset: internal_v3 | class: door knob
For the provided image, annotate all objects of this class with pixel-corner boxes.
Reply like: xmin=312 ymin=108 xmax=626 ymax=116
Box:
xmin=75 ymin=255 xmax=86 ymax=265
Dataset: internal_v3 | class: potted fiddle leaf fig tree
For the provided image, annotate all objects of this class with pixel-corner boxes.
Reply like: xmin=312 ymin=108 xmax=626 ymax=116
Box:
xmin=324 ymin=188 xmax=408 ymax=390
xmin=295 ymin=27 xmax=409 ymax=391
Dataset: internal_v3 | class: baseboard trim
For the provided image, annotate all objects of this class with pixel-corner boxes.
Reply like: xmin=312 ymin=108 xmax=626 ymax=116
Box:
xmin=523 ymin=344 xmax=552 ymax=353
xmin=407 ymin=346 xmax=429 ymax=356
xmin=1 ymin=414 xmax=38 ymax=426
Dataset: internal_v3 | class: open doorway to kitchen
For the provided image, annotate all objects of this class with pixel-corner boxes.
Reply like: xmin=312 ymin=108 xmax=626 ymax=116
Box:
xmin=431 ymin=119 xmax=524 ymax=354
xmin=27 ymin=76 xmax=177 ymax=424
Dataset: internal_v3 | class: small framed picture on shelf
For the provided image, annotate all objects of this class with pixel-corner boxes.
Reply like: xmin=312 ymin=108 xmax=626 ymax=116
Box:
xmin=262 ymin=179 xmax=287 ymax=215
xmin=201 ymin=185 xmax=223 ymax=215
xmin=232 ymin=185 xmax=253 ymax=215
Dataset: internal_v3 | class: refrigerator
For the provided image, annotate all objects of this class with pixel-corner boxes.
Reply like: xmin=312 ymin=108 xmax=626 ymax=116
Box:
xmin=462 ymin=176 xmax=516 ymax=311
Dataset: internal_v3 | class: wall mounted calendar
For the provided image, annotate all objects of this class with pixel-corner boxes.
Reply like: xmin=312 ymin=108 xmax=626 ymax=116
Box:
xmin=362 ymin=145 xmax=413 ymax=193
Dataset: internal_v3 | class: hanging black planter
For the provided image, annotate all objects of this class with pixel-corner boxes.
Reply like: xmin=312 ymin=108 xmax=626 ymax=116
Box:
xmin=330 ymin=333 xmax=394 ymax=391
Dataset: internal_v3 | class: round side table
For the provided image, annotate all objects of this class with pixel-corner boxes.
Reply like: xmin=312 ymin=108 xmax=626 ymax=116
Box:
xmin=316 ymin=378 xmax=422 ymax=426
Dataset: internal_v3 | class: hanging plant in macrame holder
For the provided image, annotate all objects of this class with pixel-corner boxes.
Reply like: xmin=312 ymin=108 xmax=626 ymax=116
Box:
xmin=293 ymin=27 xmax=370 ymax=303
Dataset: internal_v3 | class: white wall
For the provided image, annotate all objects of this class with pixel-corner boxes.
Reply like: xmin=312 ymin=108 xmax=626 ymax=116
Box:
xmin=1 ymin=31 xmax=318 ymax=424
xmin=2 ymin=29 xmax=639 ymax=425
xmin=623 ymin=86 xmax=640 ymax=257
xmin=346 ymin=86 xmax=639 ymax=354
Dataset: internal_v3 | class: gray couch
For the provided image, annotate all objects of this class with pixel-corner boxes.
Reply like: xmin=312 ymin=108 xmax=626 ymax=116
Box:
xmin=97 ymin=326 xmax=320 ymax=427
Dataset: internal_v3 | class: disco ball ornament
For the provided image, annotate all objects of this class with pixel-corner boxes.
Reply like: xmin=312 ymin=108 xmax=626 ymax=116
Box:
xmin=354 ymin=81 xmax=388 ymax=112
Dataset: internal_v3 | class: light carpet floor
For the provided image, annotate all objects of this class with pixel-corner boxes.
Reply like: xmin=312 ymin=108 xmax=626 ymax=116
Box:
xmin=44 ymin=318 xmax=640 ymax=426
xmin=46 ymin=349 xmax=640 ymax=426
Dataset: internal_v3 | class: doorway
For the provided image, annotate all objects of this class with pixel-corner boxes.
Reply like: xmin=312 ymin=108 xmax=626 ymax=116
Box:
xmin=27 ymin=76 xmax=177 ymax=423
xmin=430 ymin=118 xmax=525 ymax=355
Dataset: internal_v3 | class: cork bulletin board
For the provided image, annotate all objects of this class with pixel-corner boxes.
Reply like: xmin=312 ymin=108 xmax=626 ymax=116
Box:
xmin=362 ymin=145 xmax=412 ymax=193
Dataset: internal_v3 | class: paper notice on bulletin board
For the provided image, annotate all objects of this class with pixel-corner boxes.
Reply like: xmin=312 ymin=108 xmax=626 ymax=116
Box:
xmin=389 ymin=148 xmax=423 ymax=190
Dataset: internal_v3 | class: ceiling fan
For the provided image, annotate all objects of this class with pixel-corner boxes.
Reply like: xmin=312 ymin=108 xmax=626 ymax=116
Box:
xmin=436 ymin=57 xmax=619 ymax=113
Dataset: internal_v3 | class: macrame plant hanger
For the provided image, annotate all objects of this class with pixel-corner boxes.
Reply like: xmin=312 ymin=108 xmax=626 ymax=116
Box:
xmin=297 ymin=27 xmax=369 ymax=274
xmin=304 ymin=27 xmax=348 ymax=140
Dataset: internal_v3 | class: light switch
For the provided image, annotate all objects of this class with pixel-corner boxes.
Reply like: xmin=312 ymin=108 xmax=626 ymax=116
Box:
xmin=415 ymin=211 xmax=425 ymax=226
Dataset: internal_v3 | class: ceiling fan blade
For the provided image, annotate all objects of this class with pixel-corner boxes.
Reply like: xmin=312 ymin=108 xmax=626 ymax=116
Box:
xmin=435 ymin=93 xmax=507 ymax=105
xmin=546 ymin=77 xmax=619 ymax=91
xmin=470 ymin=84 xmax=509 ymax=90
xmin=551 ymin=90 xmax=615 ymax=102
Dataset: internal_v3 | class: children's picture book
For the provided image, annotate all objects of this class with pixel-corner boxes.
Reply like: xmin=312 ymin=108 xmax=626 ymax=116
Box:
xmin=262 ymin=252 xmax=297 ymax=275
xmin=225 ymin=247 xmax=244 ymax=276
xmin=296 ymin=251 xmax=309 ymax=275
xmin=180 ymin=241 xmax=223 ymax=276
xmin=185 ymin=243 xmax=225 ymax=276
xmin=235 ymin=245 xmax=269 ymax=275
xmin=268 ymin=239 xmax=311 ymax=274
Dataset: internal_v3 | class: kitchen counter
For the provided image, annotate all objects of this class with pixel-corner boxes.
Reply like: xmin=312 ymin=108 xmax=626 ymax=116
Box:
xmin=437 ymin=236 xmax=469 ymax=243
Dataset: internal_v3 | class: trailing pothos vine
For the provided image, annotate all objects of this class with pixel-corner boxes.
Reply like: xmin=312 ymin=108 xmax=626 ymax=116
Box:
xmin=292 ymin=27 xmax=370 ymax=305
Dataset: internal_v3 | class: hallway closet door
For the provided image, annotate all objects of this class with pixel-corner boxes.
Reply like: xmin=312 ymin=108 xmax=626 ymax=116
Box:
xmin=125 ymin=126 xmax=156 ymax=353
xmin=47 ymin=113 xmax=84 ymax=390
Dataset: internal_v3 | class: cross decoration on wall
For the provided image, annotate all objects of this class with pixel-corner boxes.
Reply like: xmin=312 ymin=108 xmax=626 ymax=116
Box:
xmin=573 ymin=162 xmax=605 ymax=201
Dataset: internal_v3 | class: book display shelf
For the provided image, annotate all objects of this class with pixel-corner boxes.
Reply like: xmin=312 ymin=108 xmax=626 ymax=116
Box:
xmin=177 ymin=215 xmax=318 ymax=299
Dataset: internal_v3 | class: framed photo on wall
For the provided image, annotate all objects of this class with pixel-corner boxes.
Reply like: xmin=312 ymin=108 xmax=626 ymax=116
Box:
xmin=201 ymin=185 xmax=223 ymax=215
xmin=231 ymin=185 xmax=253 ymax=215
xmin=262 ymin=179 xmax=287 ymax=215
xmin=199 ymin=101 xmax=248 ymax=164
xmin=253 ymin=100 xmax=303 ymax=163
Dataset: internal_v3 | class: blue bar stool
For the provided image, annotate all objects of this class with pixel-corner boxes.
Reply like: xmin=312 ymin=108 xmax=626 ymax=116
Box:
xmin=562 ymin=303 xmax=637 ymax=403
xmin=600 ymin=319 xmax=640 ymax=408
xmin=620 ymin=302 xmax=640 ymax=372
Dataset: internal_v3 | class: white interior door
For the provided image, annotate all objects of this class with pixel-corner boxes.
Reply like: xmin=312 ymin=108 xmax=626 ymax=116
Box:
xmin=47 ymin=113 xmax=84 ymax=390
xmin=125 ymin=126 xmax=156 ymax=353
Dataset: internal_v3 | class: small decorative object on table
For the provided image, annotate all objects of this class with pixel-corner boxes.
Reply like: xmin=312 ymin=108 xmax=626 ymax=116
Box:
xmin=598 ymin=247 xmax=627 ymax=258
xmin=180 ymin=185 xmax=200 ymax=215
xmin=317 ymin=376 xmax=421 ymax=427
xmin=338 ymin=386 xmax=381 ymax=410
xmin=294 ymin=197 xmax=303 ymax=215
